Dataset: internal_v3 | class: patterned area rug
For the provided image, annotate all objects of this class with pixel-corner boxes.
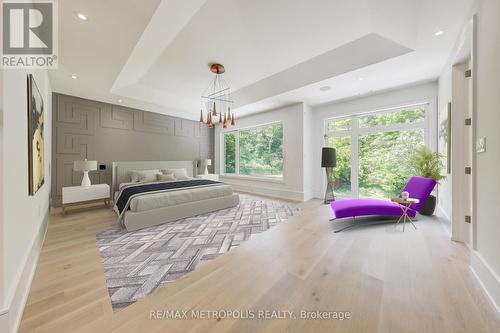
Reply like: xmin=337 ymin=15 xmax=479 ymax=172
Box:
xmin=96 ymin=196 xmax=301 ymax=312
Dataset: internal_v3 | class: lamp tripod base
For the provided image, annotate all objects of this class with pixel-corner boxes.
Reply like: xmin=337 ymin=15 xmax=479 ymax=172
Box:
xmin=323 ymin=167 xmax=335 ymax=204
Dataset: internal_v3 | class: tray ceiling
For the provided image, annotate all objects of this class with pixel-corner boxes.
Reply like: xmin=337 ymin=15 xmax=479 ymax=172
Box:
xmin=50 ymin=0 xmax=474 ymax=120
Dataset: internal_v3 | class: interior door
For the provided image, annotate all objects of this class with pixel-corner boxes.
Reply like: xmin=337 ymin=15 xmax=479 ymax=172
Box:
xmin=451 ymin=60 xmax=473 ymax=244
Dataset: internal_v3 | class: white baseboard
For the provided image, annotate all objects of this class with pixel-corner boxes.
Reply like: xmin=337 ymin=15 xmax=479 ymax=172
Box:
xmin=7 ymin=209 xmax=49 ymax=333
xmin=470 ymin=250 xmax=500 ymax=318
xmin=302 ymin=188 xmax=314 ymax=201
xmin=436 ymin=205 xmax=452 ymax=237
xmin=436 ymin=204 xmax=451 ymax=222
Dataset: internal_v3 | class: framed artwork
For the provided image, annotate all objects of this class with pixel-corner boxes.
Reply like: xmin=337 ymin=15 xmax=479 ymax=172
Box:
xmin=438 ymin=102 xmax=452 ymax=174
xmin=27 ymin=74 xmax=45 ymax=195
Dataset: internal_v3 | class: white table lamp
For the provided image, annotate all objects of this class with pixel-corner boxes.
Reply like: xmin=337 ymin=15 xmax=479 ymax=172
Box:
xmin=74 ymin=159 xmax=97 ymax=187
xmin=204 ymin=159 xmax=212 ymax=175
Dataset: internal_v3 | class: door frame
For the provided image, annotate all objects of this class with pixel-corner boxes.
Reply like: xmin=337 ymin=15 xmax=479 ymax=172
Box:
xmin=450 ymin=15 xmax=477 ymax=246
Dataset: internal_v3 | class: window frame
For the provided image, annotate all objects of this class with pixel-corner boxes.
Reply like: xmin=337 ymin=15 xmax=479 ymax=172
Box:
xmin=323 ymin=103 xmax=429 ymax=198
xmin=221 ymin=121 xmax=285 ymax=182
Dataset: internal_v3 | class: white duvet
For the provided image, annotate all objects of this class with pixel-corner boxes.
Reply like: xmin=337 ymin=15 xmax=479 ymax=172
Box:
xmin=117 ymin=181 xmax=233 ymax=213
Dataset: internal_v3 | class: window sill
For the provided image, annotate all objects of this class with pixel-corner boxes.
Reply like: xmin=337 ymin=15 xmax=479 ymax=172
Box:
xmin=220 ymin=174 xmax=285 ymax=184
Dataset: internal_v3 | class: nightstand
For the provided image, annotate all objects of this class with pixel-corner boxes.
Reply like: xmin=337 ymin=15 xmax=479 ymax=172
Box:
xmin=196 ymin=174 xmax=219 ymax=181
xmin=62 ymin=184 xmax=110 ymax=214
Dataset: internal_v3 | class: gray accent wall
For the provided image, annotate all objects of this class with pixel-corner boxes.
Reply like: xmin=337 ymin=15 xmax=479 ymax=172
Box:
xmin=51 ymin=93 xmax=214 ymax=207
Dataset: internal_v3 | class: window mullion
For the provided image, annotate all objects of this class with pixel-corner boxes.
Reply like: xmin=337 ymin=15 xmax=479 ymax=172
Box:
xmin=222 ymin=133 xmax=225 ymax=175
xmin=235 ymin=131 xmax=240 ymax=175
xmin=352 ymin=117 xmax=360 ymax=198
xmin=424 ymin=106 xmax=430 ymax=147
xmin=325 ymin=130 xmax=352 ymax=137
xmin=357 ymin=121 xmax=425 ymax=135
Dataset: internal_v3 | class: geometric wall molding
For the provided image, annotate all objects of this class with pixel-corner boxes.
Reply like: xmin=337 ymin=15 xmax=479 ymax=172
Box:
xmin=174 ymin=119 xmax=195 ymax=137
xmin=195 ymin=122 xmax=209 ymax=138
xmin=55 ymin=126 xmax=95 ymax=156
xmin=133 ymin=110 xmax=174 ymax=135
xmin=100 ymin=106 xmax=133 ymax=130
xmin=199 ymin=141 xmax=210 ymax=159
xmin=56 ymin=102 xmax=97 ymax=135
xmin=51 ymin=93 xmax=214 ymax=207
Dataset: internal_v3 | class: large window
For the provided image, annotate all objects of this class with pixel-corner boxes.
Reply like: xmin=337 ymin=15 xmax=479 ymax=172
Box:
xmin=325 ymin=105 xmax=427 ymax=199
xmin=223 ymin=122 xmax=283 ymax=179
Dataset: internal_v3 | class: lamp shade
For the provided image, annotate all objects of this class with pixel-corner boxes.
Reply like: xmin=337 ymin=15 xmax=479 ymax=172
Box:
xmin=321 ymin=147 xmax=336 ymax=167
xmin=205 ymin=159 xmax=212 ymax=166
xmin=74 ymin=159 xmax=97 ymax=172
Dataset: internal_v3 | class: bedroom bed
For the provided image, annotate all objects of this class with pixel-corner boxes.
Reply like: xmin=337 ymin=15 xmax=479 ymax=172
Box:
xmin=111 ymin=161 xmax=239 ymax=231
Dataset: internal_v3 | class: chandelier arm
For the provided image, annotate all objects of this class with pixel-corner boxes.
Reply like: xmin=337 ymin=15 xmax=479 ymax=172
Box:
xmin=202 ymin=76 xmax=215 ymax=97
xmin=219 ymin=76 xmax=229 ymax=88
xmin=215 ymin=74 xmax=220 ymax=94
xmin=206 ymin=87 xmax=230 ymax=97
xmin=201 ymin=97 xmax=234 ymax=103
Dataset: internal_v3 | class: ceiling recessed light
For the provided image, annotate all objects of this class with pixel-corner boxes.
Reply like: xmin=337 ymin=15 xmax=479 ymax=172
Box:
xmin=117 ymin=99 xmax=123 ymax=103
xmin=319 ymin=86 xmax=331 ymax=92
xmin=434 ymin=30 xmax=444 ymax=36
xmin=75 ymin=12 xmax=88 ymax=21
xmin=358 ymin=77 xmax=365 ymax=81
xmin=71 ymin=75 xmax=77 ymax=79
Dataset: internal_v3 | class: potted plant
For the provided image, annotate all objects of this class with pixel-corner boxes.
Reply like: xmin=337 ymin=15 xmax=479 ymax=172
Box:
xmin=410 ymin=145 xmax=446 ymax=215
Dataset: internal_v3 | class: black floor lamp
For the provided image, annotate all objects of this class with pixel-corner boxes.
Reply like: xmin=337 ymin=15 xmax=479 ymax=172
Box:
xmin=321 ymin=147 xmax=336 ymax=204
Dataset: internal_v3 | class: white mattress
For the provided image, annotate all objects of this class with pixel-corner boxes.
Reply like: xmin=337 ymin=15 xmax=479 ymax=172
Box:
xmin=128 ymin=183 xmax=234 ymax=212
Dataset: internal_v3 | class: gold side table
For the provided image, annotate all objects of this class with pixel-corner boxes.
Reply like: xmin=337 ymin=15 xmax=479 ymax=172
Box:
xmin=391 ymin=198 xmax=419 ymax=231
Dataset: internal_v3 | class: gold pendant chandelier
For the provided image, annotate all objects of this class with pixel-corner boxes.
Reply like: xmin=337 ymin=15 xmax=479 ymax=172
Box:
xmin=200 ymin=63 xmax=235 ymax=128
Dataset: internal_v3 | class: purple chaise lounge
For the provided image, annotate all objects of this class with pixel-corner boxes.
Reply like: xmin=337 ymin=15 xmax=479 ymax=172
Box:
xmin=330 ymin=176 xmax=436 ymax=232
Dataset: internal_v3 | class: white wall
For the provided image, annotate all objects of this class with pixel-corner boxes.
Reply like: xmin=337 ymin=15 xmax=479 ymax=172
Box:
xmin=302 ymin=104 xmax=314 ymax=201
xmin=469 ymin=0 xmax=500 ymax=315
xmin=214 ymin=103 xmax=308 ymax=201
xmin=311 ymin=82 xmax=438 ymax=199
xmin=2 ymin=69 xmax=52 ymax=333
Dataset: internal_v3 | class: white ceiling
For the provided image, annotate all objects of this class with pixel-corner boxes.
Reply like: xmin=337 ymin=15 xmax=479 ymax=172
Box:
xmin=50 ymin=0 xmax=474 ymax=120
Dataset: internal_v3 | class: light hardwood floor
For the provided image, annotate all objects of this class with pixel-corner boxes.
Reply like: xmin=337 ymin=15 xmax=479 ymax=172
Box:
xmin=19 ymin=196 xmax=500 ymax=333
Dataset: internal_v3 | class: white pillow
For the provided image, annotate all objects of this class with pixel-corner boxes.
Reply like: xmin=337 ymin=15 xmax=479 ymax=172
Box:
xmin=162 ymin=168 xmax=189 ymax=180
xmin=129 ymin=169 xmax=159 ymax=183
xmin=157 ymin=173 xmax=176 ymax=182
xmin=138 ymin=173 xmax=157 ymax=183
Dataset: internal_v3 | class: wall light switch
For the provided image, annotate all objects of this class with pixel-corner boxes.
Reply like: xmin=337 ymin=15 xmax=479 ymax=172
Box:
xmin=476 ymin=137 xmax=486 ymax=153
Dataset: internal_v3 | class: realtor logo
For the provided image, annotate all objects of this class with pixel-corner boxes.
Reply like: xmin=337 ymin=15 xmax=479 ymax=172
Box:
xmin=2 ymin=0 xmax=58 ymax=68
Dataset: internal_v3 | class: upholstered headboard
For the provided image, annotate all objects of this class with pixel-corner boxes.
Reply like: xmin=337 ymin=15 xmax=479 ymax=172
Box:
xmin=111 ymin=160 xmax=196 ymax=192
